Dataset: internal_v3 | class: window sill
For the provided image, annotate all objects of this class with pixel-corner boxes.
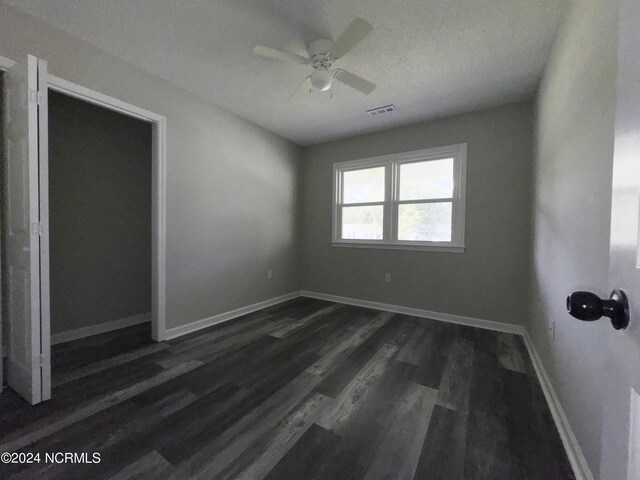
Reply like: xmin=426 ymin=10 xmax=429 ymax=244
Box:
xmin=331 ymin=242 xmax=464 ymax=253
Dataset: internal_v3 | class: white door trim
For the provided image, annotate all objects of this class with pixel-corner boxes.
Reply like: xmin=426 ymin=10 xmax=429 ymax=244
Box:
xmin=38 ymin=58 xmax=51 ymax=400
xmin=46 ymin=74 xmax=168 ymax=341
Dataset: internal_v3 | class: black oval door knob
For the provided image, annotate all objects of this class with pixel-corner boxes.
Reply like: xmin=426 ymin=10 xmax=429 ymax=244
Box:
xmin=566 ymin=289 xmax=630 ymax=330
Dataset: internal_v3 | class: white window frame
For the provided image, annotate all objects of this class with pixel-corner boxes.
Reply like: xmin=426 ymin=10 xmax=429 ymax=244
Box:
xmin=332 ymin=143 xmax=467 ymax=252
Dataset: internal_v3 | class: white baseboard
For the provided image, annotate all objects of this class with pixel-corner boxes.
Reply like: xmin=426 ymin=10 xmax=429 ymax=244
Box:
xmin=51 ymin=312 xmax=151 ymax=345
xmin=300 ymin=290 xmax=526 ymax=335
xmin=164 ymin=292 xmax=300 ymax=340
xmin=522 ymin=332 xmax=595 ymax=480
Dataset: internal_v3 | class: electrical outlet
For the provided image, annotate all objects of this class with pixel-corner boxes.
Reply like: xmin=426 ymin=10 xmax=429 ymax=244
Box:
xmin=267 ymin=269 xmax=273 ymax=279
xmin=385 ymin=273 xmax=391 ymax=283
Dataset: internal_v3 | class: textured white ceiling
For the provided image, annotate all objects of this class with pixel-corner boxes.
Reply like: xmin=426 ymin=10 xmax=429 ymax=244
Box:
xmin=5 ymin=0 xmax=567 ymax=145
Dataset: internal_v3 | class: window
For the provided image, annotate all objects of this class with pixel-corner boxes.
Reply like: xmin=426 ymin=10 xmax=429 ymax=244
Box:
xmin=332 ymin=144 xmax=466 ymax=252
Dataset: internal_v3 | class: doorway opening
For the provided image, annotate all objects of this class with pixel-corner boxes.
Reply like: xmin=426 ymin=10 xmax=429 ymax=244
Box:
xmin=47 ymin=90 xmax=153 ymax=383
xmin=47 ymin=75 xmax=167 ymax=346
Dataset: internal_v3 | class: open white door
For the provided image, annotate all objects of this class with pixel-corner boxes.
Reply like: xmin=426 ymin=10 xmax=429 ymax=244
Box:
xmin=2 ymin=54 xmax=50 ymax=405
xmin=599 ymin=0 xmax=640 ymax=478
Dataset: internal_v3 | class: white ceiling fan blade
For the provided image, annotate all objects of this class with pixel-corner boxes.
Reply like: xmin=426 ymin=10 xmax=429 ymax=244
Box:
xmin=253 ymin=45 xmax=308 ymax=65
xmin=291 ymin=76 xmax=312 ymax=100
xmin=329 ymin=18 xmax=373 ymax=59
xmin=334 ymin=69 xmax=376 ymax=95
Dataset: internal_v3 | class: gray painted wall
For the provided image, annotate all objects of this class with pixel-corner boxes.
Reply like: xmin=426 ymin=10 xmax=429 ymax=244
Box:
xmin=0 ymin=3 xmax=301 ymax=331
xmin=300 ymin=102 xmax=534 ymax=325
xmin=48 ymin=91 xmax=151 ymax=335
xmin=528 ymin=0 xmax=617 ymax=476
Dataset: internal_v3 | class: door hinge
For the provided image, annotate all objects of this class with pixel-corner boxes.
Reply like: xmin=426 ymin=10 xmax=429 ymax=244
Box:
xmin=28 ymin=89 xmax=43 ymax=105
xmin=28 ymin=88 xmax=38 ymax=105
xmin=31 ymin=222 xmax=42 ymax=235
xmin=35 ymin=354 xmax=46 ymax=368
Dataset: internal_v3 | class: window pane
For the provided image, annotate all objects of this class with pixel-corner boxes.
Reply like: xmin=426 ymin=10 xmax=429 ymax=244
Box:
xmin=399 ymin=158 xmax=454 ymax=200
xmin=341 ymin=205 xmax=383 ymax=240
xmin=342 ymin=167 xmax=385 ymax=204
xmin=398 ymin=202 xmax=452 ymax=242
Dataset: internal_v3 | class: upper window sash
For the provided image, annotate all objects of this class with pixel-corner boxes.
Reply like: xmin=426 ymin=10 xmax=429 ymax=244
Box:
xmin=337 ymin=164 xmax=386 ymax=206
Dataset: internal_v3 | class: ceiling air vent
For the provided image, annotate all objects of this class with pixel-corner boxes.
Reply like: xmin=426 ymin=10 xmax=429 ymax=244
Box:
xmin=366 ymin=104 xmax=396 ymax=117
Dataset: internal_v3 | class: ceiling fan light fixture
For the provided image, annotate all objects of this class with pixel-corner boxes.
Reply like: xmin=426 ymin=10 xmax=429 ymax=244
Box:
xmin=310 ymin=69 xmax=333 ymax=91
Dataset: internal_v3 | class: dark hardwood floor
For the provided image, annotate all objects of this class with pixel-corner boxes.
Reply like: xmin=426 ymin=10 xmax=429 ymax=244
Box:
xmin=0 ymin=297 xmax=575 ymax=479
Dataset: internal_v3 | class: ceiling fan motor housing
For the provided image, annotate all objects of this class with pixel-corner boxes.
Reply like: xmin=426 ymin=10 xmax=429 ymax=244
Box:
xmin=308 ymin=39 xmax=334 ymax=63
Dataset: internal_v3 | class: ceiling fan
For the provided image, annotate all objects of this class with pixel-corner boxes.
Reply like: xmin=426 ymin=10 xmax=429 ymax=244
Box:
xmin=253 ymin=17 xmax=376 ymax=98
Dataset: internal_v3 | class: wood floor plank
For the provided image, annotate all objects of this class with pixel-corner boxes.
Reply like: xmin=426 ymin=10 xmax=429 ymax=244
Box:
xmin=265 ymin=304 xmax=365 ymax=351
xmin=234 ymin=342 xmax=321 ymax=389
xmin=263 ymin=424 xmax=340 ymax=480
xmin=436 ymin=337 xmax=474 ymax=411
xmin=309 ymin=360 xmax=417 ymax=480
xmin=54 ymin=343 xmax=169 ymax=386
xmin=314 ymin=313 xmax=416 ymax=398
xmin=152 ymin=336 xmax=280 ymax=400
xmin=414 ymin=404 xmax=469 ymax=480
xmin=4 ymin=389 xmax=199 ymax=480
xmin=108 ymin=450 xmax=174 ymax=480
xmin=1 ymin=356 xmax=167 ymax=439
xmin=396 ymin=318 xmax=430 ymax=365
xmin=363 ymin=382 xmax=437 ymax=480
xmin=315 ymin=343 xmax=399 ymax=433
xmin=413 ymin=321 xmax=456 ymax=389
xmin=263 ymin=297 xmax=330 ymax=320
xmin=213 ymin=392 xmax=331 ymax=480
xmin=463 ymin=350 xmax=518 ymax=479
xmin=311 ymin=308 xmax=378 ymax=357
xmin=497 ymin=332 xmax=527 ymax=373
xmin=306 ymin=311 xmax=393 ymax=376
xmin=167 ymin=311 xmax=272 ymax=354
xmin=159 ymin=350 xmax=321 ymax=465
xmin=0 ymin=360 xmax=202 ymax=453
xmin=270 ymin=303 xmax=344 ymax=338
xmin=52 ymin=323 xmax=154 ymax=375
xmin=502 ymin=369 xmax=576 ymax=480
xmin=168 ymin=371 xmax=323 ymax=479
xmin=171 ymin=318 xmax=290 ymax=364
xmin=150 ymin=382 xmax=249 ymax=464
xmin=463 ymin=406 xmax=518 ymax=479
xmin=34 ymin=389 xmax=207 ymax=480
xmin=415 ymin=337 xmax=474 ymax=480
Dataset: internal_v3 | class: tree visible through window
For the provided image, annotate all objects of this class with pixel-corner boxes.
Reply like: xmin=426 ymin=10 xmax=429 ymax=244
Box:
xmin=333 ymin=145 xmax=466 ymax=250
